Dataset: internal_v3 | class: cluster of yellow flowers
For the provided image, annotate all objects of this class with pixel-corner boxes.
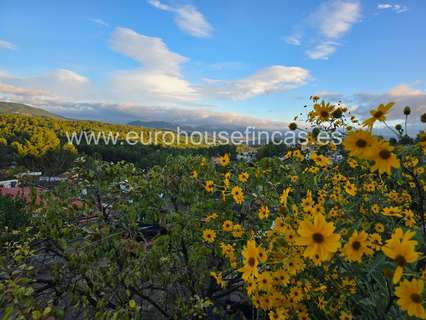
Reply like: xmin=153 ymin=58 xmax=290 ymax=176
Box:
xmin=198 ymin=101 xmax=426 ymax=319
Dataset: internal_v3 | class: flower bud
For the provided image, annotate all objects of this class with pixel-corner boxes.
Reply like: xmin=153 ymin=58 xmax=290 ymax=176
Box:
xmin=288 ymin=122 xmax=298 ymax=131
xmin=403 ymin=106 xmax=411 ymax=115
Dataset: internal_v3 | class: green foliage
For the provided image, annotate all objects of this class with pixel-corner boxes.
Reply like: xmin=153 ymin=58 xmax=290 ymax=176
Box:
xmin=0 ymin=195 xmax=29 ymax=244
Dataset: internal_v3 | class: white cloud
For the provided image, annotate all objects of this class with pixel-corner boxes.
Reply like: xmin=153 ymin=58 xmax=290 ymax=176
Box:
xmin=316 ymin=0 xmax=361 ymax=39
xmin=377 ymin=3 xmax=408 ymax=13
xmin=0 ymin=39 xmax=17 ymax=50
xmin=309 ymin=0 xmax=360 ymax=60
xmin=148 ymin=0 xmax=171 ymax=11
xmin=89 ymin=18 xmax=109 ymax=27
xmin=109 ymin=27 xmax=197 ymax=103
xmin=0 ymin=68 xmax=91 ymax=102
xmin=306 ymin=42 xmax=338 ymax=60
xmin=52 ymin=69 xmax=89 ymax=83
xmin=202 ymin=65 xmax=310 ymax=100
xmin=110 ymin=27 xmax=187 ymax=75
xmin=174 ymin=5 xmax=213 ymax=38
xmin=0 ymin=83 xmax=47 ymax=98
xmin=148 ymin=0 xmax=213 ymax=38
xmin=388 ymin=84 xmax=423 ymax=97
xmin=285 ymin=35 xmax=301 ymax=46
xmin=285 ymin=0 xmax=360 ymax=60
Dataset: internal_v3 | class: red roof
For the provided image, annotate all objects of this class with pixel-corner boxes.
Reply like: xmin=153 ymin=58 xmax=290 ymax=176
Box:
xmin=0 ymin=187 xmax=45 ymax=204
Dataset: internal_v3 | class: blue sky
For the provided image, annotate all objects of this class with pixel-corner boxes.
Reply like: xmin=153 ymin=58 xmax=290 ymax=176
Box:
xmin=0 ymin=0 xmax=425 ymax=129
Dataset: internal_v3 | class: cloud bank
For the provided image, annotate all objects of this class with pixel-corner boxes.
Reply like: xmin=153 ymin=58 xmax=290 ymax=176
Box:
xmin=286 ymin=0 xmax=361 ymax=60
xmin=148 ymin=0 xmax=213 ymax=38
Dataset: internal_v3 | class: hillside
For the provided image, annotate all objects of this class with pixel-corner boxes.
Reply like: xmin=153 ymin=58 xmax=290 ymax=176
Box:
xmin=128 ymin=120 xmax=194 ymax=132
xmin=0 ymin=102 xmax=63 ymax=119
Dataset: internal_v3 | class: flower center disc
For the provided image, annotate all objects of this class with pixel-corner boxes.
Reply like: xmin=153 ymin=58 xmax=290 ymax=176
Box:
xmin=395 ymin=254 xmax=407 ymax=266
xmin=411 ymin=293 xmax=422 ymax=304
xmin=356 ymin=139 xmax=367 ymax=148
xmin=379 ymin=150 xmax=391 ymax=160
xmin=313 ymin=233 xmax=325 ymax=243
xmin=352 ymin=241 xmax=361 ymax=250
xmin=248 ymin=257 xmax=256 ymax=267
xmin=374 ymin=111 xmax=384 ymax=118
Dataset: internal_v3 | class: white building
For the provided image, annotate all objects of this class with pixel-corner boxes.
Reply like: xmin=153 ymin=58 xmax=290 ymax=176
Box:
xmin=16 ymin=172 xmax=42 ymax=178
xmin=0 ymin=179 xmax=19 ymax=188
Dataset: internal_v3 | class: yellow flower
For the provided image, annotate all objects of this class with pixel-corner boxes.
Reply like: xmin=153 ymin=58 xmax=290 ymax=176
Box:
xmin=232 ymin=224 xmax=244 ymax=238
xmin=369 ymin=140 xmax=400 ymax=175
xmin=239 ymin=172 xmax=250 ymax=182
xmin=231 ymin=186 xmax=244 ymax=204
xmin=239 ymin=240 xmax=259 ymax=280
xmin=339 ymin=311 xmax=352 ymax=320
xmin=296 ymin=213 xmax=341 ymax=264
xmin=222 ymin=220 xmax=234 ymax=232
xmin=258 ymin=205 xmax=270 ymax=220
xmin=395 ymin=279 xmax=426 ymax=319
xmin=290 ymin=175 xmax=298 ymax=183
xmin=313 ymin=101 xmax=335 ymax=122
xmin=344 ymin=181 xmax=357 ymax=196
xmin=210 ymin=271 xmax=226 ymax=288
xmin=205 ymin=212 xmax=218 ymax=222
xmin=342 ymin=230 xmax=373 ymax=262
xmin=257 ymin=271 xmax=273 ymax=292
xmin=203 ymin=229 xmax=216 ymax=243
xmin=191 ymin=170 xmax=198 ymax=178
xmin=372 ymin=203 xmax=380 ymax=214
xmin=280 ymin=187 xmax=292 ymax=207
xmin=257 ymin=246 xmax=268 ymax=263
xmin=369 ymin=233 xmax=382 ymax=251
xmin=219 ymin=153 xmax=230 ymax=166
xmin=382 ymin=228 xmax=419 ymax=284
xmin=272 ymin=269 xmax=290 ymax=287
xmin=204 ymin=180 xmax=214 ymax=192
xmin=375 ymin=223 xmax=384 ymax=233
xmin=383 ymin=206 xmax=403 ymax=218
xmin=343 ymin=130 xmax=376 ymax=158
xmin=362 ymin=102 xmax=395 ymax=129
xmin=289 ymin=286 xmax=304 ymax=303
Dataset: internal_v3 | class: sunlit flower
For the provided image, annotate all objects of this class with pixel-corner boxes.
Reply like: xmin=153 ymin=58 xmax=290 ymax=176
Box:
xmin=343 ymin=130 xmax=376 ymax=158
xmin=204 ymin=180 xmax=214 ymax=192
xmin=369 ymin=140 xmax=400 ymax=175
xmin=239 ymin=171 xmax=250 ymax=182
xmin=313 ymin=101 xmax=335 ymax=122
xmin=258 ymin=205 xmax=270 ymax=220
xmin=231 ymin=186 xmax=244 ymax=204
xmin=362 ymin=102 xmax=395 ymax=129
xmin=219 ymin=153 xmax=230 ymax=166
xmin=342 ymin=230 xmax=373 ymax=262
xmin=395 ymin=279 xmax=426 ymax=319
xmin=280 ymin=187 xmax=292 ymax=207
xmin=383 ymin=228 xmax=419 ymax=284
xmin=296 ymin=213 xmax=341 ymax=264
xmin=203 ymin=229 xmax=216 ymax=243
xmin=222 ymin=220 xmax=234 ymax=232
xmin=239 ymin=240 xmax=259 ymax=280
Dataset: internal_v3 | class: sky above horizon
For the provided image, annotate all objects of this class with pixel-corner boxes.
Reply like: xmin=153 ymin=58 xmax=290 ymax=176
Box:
xmin=0 ymin=0 xmax=425 ymax=131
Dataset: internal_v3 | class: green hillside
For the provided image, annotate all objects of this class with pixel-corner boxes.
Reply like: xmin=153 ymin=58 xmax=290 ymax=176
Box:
xmin=0 ymin=101 xmax=63 ymax=119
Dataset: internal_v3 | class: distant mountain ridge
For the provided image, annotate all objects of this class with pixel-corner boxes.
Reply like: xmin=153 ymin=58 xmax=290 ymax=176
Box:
xmin=128 ymin=120 xmax=196 ymax=132
xmin=0 ymin=102 xmax=64 ymax=119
